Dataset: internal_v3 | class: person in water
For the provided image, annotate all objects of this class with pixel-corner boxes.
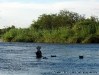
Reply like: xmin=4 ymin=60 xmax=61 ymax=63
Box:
xmin=36 ymin=46 xmax=42 ymax=58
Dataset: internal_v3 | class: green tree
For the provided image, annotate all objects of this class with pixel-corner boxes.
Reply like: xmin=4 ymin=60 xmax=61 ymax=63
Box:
xmin=30 ymin=10 xmax=85 ymax=30
xmin=58 ymin=10 xmax=85 ymax=27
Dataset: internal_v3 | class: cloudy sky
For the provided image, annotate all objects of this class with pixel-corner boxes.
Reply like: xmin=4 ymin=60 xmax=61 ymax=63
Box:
xmin=0 ymin=0 xmax=99 ymax=28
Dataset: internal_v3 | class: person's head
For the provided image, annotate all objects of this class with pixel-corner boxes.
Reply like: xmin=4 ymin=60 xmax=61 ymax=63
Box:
xmin=36 ymin=46 xmax=41 ymax=50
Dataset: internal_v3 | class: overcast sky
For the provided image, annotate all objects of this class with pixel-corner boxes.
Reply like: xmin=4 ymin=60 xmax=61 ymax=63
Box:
xmin=0 ymin=0 xmax=99 ymax=28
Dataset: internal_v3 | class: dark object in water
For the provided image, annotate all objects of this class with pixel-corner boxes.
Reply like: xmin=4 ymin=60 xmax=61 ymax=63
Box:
xmin=36 ymin=46 xmax=42 ymax=58
xmin=36 ymin=51 xmax=42 ymax=58
xmin=43 ymin=57 xmax=48 ymax=59
xmin=79 ymin=56 xmax=83 ymax=59
xmin=51 ymin=55 xmax=56 ymax=57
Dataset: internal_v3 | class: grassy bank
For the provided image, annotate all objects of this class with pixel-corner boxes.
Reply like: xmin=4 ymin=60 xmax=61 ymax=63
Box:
xmin=2 ymin=26 xmax=99 ymax=43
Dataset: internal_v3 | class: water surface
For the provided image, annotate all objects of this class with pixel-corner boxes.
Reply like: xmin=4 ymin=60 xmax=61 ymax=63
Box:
xmin=0 ymin=42 xmax=99 ymax=75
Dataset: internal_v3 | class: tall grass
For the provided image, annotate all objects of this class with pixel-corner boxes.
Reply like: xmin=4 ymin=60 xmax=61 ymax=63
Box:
xmin=2 ymin=23 xmax=99 ymax=43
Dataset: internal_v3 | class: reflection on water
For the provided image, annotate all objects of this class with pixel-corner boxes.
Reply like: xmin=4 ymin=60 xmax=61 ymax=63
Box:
xmin=0 ymin=42 xmax=99 ymax=75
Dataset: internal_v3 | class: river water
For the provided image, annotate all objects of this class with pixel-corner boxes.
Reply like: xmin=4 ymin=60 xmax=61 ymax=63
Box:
xmin=0 ymin=42 xmax=99 ymax=75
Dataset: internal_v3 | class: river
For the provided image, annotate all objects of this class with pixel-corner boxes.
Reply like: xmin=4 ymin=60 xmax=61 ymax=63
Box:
xmin=0 ymin=42 xmax=99 ymax=75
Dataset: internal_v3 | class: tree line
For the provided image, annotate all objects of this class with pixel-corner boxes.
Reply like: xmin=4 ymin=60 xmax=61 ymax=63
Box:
xmin=1 ymin=10 xmax=99 ymax=43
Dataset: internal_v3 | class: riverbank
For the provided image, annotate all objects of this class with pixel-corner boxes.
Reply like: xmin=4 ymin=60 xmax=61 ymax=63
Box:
xmin=1 ymin=10 xmax=99 ymax=43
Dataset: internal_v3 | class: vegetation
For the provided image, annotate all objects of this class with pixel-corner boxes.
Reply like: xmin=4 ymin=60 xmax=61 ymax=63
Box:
xmin=0 ymin=25 xmax=15 ymax=38
xmin=1 ymin=10 xmax=99 ymax=43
